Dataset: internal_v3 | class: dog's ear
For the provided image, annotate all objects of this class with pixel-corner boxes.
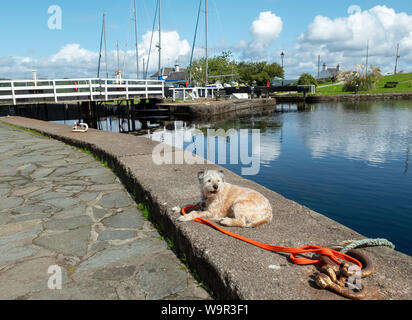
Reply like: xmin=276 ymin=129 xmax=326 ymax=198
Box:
xmin=218 ymin=170 xmax=225 ymax=181
xmin=197 ymin=170 xmax=205 ymax=181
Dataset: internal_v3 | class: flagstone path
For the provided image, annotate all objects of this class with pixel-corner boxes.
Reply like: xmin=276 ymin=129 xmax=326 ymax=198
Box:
xmin=0 ymin=122 xmax=210 ymax=300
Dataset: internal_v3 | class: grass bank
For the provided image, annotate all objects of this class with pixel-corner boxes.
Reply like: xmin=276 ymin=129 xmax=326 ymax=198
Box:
xmin=316 ymin=73 xmax=412 ymax=95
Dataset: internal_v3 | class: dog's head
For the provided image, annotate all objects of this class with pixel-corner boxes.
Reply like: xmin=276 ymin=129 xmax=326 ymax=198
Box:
xmin=198 ymin=170 xmax=225 ymax=198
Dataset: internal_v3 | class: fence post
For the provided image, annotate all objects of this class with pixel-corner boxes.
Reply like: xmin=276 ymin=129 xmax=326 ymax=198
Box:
xmin=52 ymin=80 xmax=57 ymax=103
xmin=11 ymin=81 xmax=16 ymax=105
xmin=126 ymin=80 xmax=129 ymax=100
xmin=145 ymin=81 xmax=149 ymax=99
xmin=89 ymin=79 xmax=93 ymax=101
xmin=161 ymin=81 xmax=165 ymax=99
xmin=105 ymin=79 xmax=108 ymax=100
xmin=172 ymin=89 xmax=175 ymax=102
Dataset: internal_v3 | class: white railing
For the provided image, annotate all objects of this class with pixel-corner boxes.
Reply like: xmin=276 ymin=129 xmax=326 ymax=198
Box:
xmin=0 ymin=78 xmax=165 ymax=105
xmin=170 ymin=87 xmax=222 ymax=102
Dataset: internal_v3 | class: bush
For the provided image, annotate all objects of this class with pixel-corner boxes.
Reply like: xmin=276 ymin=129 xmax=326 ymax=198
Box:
xmin=297 ymin=73 xmax=318 ymax=87
xmin=343 ymin=74 xmax=376 ymax=92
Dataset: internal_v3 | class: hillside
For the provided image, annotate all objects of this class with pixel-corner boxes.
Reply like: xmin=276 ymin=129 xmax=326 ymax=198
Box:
xmin=316 ymin=73 xmax=412 ymax=95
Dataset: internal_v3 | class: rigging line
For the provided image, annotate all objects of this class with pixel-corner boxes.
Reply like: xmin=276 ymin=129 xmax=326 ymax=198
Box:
xmin=145 ymin=0 xmax=159 ymax=79
xmin=139 ymin=0 xmax=152 ymax=31
xmin=211 ymin=0 xmax=224 ymax=42
xmin=122 ymin=0 xmax=133 ymax=76
xmin=189 ymin=0 xmax=202 ymax=85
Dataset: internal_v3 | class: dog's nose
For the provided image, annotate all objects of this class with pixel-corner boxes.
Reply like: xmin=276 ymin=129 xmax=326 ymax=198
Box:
xmin=213 ymin=184 xmax=218 ymax=190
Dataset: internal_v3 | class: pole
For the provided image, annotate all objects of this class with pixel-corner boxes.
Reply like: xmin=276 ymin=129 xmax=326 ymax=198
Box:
xmin=205 ymin=0 xmax=208 ymax=86
xmin=103 ymin=14 xmax=109 ymax=78
xmin=281 ymin=52 xmax=284 ymax=86
xmin=394 ymin=43 xmax=400 ymax=75
xmin=97 ymin=14 xmax=104 ymax=78
xmin=143 ymin=57 xmax=145 ymax=80
xmin=134 ymin=0 xmax=139 ymax=79
xmin=317 ymin=55 xmax=320 ymax=80
xmin=366 ymin=40 xmax=369 ymax=75
xmin=158 ymin=0 xmax=162 ymax=79
xmin=116 ymin=40 xmax=120 ymax=72
xmin=189 ymin=0 xmax=202 ymax=86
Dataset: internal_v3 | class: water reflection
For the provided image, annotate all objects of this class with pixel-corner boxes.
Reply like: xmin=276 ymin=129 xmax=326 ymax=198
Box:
xmin=298 ymin=103 xmax=412 ymax=165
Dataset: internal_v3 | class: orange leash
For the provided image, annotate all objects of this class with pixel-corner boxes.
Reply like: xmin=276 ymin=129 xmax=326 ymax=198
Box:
xmin=182 ymin=205 xmax=362 ymax=269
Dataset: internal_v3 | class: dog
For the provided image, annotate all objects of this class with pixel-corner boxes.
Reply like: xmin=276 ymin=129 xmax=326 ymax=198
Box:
xmin=174 ymin=170 xmax=272 ymax=227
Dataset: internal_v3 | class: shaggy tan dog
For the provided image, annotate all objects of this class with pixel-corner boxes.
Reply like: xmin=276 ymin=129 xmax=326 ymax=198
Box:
xmin=175 ymin=170 xmax=272 ymax=227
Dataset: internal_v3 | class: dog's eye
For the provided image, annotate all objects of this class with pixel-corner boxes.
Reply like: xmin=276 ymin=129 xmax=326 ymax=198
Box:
xmin=217 ymin=180 xmax=220 ymax=182
xmin=208 ymin=179 xmax=211 ymax=182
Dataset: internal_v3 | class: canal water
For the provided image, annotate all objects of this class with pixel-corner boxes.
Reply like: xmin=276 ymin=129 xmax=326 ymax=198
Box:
xmin=55 ymin=100 xmax=412 ymax=256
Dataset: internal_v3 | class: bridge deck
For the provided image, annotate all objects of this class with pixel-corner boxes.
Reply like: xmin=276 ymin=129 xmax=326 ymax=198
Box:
xmin=0 ymin=78 xmax=165 ymax=105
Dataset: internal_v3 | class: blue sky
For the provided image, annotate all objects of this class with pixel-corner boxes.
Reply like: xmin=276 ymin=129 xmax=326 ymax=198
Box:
xmin=1 ymin=0 xmax=411 ymax=79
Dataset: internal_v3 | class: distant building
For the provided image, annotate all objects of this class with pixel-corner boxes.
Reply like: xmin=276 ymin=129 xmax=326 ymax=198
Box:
xmin=150 ymin=60 xmax=187 ymax=84
xmin=319 ymin=63 xmax=341 ymax=79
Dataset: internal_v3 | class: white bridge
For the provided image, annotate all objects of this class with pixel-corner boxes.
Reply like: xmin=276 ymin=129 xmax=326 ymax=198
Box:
xmin=0 ymin=78 xmax=165 ymax=105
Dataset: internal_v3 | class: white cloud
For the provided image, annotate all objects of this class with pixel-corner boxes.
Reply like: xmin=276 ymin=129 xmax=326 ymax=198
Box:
xmin=0 ymin=31 xmax=191 ymax=80
xmin=137 ymin=30 xmax=191 ymax=75
xmin=237 ymin=11 xmax=283 ymax=59
xmin=292 ymin=5 xmax=412 ymax=77
xmin=250 ymin=11 xmax=283 ymax=45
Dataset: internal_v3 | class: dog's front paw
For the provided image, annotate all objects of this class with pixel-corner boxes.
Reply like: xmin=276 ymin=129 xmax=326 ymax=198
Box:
xmin=171 ymin=206 xmax=181 ymax=214
xmin=218 ymin=218 xmax=232 ymax=226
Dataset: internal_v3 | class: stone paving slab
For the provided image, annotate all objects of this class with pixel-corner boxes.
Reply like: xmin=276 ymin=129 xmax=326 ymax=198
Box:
xmin=0 ymin=121 xmax=210 ymax=300
xmin=1 ymin=116 xmax=412 ymax=300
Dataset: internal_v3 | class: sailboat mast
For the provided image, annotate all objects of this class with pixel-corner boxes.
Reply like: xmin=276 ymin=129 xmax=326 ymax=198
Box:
xmin=134 ymin=0 xmax=139 ymax=79
xmin=189 ymin=0 xmax=202 ymax=86
xmin=205 ymin=0 xmax=208 ymax=85
xmin=158 ymin=0 xmax=162 ymax=79
xmin=103 ymin=13 xmax=109 ymax=78
xmin=116 ymin=40 xmax=120 ymax=71
xmin=97 ymin=14 xmax=104 ymax=78
xmin=394 ymin=43 xmax=400 ymax=75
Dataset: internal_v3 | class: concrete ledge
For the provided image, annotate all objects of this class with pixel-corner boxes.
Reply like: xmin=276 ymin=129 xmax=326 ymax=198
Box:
xmin=160 ymin=99 xmax=276 ymax=118
xmin=1 ymin=116 xmax=411 ymax=300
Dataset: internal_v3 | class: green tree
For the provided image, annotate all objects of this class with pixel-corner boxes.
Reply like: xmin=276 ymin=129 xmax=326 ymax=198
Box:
xmin=187 ymin=51 xmax=237 ymax=85
xmin=237 ymin=61 xmax=283 ymax=86
xmin=297 ymin=73 xmax=318 ymax=87
xmin=188 ymin=53 xmax=284 ymax=86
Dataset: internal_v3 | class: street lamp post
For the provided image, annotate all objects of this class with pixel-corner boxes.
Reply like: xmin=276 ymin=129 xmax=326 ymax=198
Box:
xmin=280 ymin=52 xmax=285 ymax=86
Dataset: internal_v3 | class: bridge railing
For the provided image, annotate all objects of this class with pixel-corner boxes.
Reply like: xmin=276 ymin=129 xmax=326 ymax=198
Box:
xmin=170 ymin=87 xmax=222 ymax=102
xmin=0 ymin=78 xmax=165 ymax=105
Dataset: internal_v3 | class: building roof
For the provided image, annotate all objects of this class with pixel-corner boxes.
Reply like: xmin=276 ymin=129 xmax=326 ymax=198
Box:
xmin=319 ymin=64 xmax=340 ymax=78
xmin=165 ymin=71 xmax=187 ymax=81
xmin=150 ymin=68 xmax=175 ymax=79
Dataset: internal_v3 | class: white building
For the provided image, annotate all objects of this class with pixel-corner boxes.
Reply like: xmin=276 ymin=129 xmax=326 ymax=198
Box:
xmin=319 ymin=63 xmax=341 ymax=79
